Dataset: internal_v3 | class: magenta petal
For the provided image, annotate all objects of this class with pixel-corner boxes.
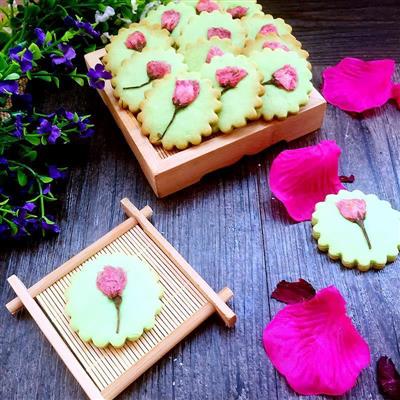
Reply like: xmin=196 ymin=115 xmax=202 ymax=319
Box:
xmin=322 ymin=58 xmax=395 ymax=112
xmin=269 ymin=140 xmax=345 ymax=222
xmin=271 ymin=279 xmax=316 ymax=304
xmin=263 ymin=286 xmax=371 ymax=396
xmin=392 ymin=84 xmax=400 ymax=109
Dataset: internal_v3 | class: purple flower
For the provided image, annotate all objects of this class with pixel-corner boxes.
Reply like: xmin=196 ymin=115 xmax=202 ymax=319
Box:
xmin=0 ymin=223 xmax=9 ymax=235
xmin=51 ymin=44 xmax=76 ymax=68
xmin=48 ymin=125 xmax=61 ymax=144
xmin=34 ymin=28 xmax=46 ymax=46
xmin=9 ymin=46 xmax=33 ymax=72
xmin=41 ymin=219 xmax=60 ymax=233
xmin=0 ymin=80 xmax=19 ymax=95
xmin=64 ymin=16 xmax=99 ymax=38
xmin=48 ymin=165 xmax=66 ymax=180
xmin=13 ymin=115 xmax=23 ymax=138
xmin=43 ymin=184 xmax=51 ymax=195
xmin=64 ymin=110 xmax=74 ymax=120
xmin=23 ymin=202 xmax=36 ymax=212
xmin=37 ymin=118 xmax=61 ymax=144
xmin=87 ymin=63 xmax=112 ymax=89
xmin=0 ymin=157 xmax=8 ymax=168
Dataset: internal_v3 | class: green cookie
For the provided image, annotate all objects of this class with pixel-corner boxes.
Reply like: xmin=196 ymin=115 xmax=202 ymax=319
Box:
xmin=200 ymin=53 xmax=264 ymax=132
xmin=312 ymin=190 xmax=400 ymax=271
xmin=249 ymin=48 xmax=313 ymax=120
xmin=220 ymin=0 xmax=263 ymax=19
xmin=113 ymin=48 xmax=187 ymax=113
xmin=242 ymin=13 xmax=292 ymax=40
xmin=65 ymin=254 xmax=163 ymax=348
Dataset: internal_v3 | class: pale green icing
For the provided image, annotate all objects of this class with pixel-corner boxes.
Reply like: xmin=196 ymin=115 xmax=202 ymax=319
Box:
xmin=65 ymin=254 xmax=163 ymax=348
xmin=138 ymin=72 xmax=221 ymax=150
xmin=176 ymin=11 xmax=246 ymax=49
xmin=249 ymin=48 xmax=312 ymax=120
xmin=179 ymin=37 xmax=240 ymax=72
xmin=113 ymin=48 xmax=187 ymax=113
xmin=142 ymin=2 xmax=196 ymax=38
xmin=242 ymin=14 xmax=292 ymax=40
xmin=312 ymin=190 xmax=400 ymax=271
xmin=200 ymin=53 xmax=263 ymax=132
xmin=104 ymin=24 xmax=172 ymax=75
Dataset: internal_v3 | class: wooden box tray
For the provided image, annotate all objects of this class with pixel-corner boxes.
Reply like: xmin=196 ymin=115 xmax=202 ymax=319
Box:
xmin=85 ymin=49 xmax=326 ymax=198
xmin=5 ymin=199 xmax=236 ymax=400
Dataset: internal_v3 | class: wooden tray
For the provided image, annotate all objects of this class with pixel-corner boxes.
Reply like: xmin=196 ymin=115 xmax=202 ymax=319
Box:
xmin=5 ymin=199 xmax=236 ymax=400
xmin=85 ymin=49 xmax=326 ymax=198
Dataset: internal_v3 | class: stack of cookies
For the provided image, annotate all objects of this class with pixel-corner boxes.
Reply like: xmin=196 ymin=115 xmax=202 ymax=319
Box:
xmin=106 ymin=0 xmax=313 ymax=150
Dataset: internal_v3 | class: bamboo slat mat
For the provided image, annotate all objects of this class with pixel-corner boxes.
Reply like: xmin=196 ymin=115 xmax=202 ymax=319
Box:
xmin=36 ymin=225 xmax=208 ymax=391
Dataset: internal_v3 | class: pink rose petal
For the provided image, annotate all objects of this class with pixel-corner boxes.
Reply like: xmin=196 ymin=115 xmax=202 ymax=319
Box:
xmin=377 ymin=356 xmax=400 ymax=399
xmin=172 ymin=79 xmax=200 ymax=108
xmin=336 ymin=199 xmax=367 ymax=222
xmin=96 ymin=266 xmax=127 ymax=298
xmin=262 ymin=41 xmax=290 ymax=52
xmin=216 ymin=66 xmax=248 ymax=89
xmin=125 ymin=31 xmax=147 ymax=51
xmin=196 ymin=0 xmax=219 ymax=13
xmin=263 ymin=286 xmax=371 ymax=396
xmin=226 ymin=6 xmax=248 ymax=19
xmin=271 ymin=279 xmax=316 ymax=304
xmin=392 ymin=84 xmax=400 ymax=109
xmin=146 ymin=60 xmax=171 ymax=80
xmin=259 ymin=24 xmax=278 ymax=35
xmin=269 ymin=140 xmax=345 ymax=222
xmin=161 ymin=10 xmax=181 ymax=32
xmin=273 ymin=64 xmax=298 ymax=91
xmin=322 ymin=58 xmax=396 ymax=113
xmin=207 ymin=27 xmax=231 ymax=40
xmin=206 ymin=46 xmax=224 ymax=63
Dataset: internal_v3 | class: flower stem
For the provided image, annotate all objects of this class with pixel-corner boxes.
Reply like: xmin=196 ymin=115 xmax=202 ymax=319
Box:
xmin=355 ymin=219 xmax=372 ymax=249
xmin=262 ymin=79 xmax=274 ymax=86
xmin=123 ymin=80 xmax=151 ymax=90
xmin=113 ymin=295 xmax=122 ymax=334
xmin=159 ymin=107 xmax=179 ymax=140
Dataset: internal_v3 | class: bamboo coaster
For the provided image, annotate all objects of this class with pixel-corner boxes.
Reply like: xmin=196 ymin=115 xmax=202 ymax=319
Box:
xmin=84 ymin=48 xmax=326 ymax=198
xmin=6 ymin=199 xmax=236 ymax=400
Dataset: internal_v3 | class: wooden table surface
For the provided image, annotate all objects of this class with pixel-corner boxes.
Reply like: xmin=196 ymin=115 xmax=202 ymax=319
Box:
xmin=1 ymin=1 xmax=400 ymax=399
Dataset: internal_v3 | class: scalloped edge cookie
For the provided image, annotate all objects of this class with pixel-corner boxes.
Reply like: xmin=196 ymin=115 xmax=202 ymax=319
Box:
xmin=312 ymin=190 xmax=400 ymax=271
xmin=242 ymin=13 xmax=293 ymax=39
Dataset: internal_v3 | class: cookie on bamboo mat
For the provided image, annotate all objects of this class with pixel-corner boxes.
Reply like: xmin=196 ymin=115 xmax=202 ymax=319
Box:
xmin=65 ymin=254 xmax=163 ymax=348
xmin=113 ymin=48 xmax=187 ymax=113
xmin=242 ymin=14 xmax=292 ymax=40
xmin=103 ymin=23 xmax=172 ymax=75
xmin=200 ymin=53 xmax=264 ymax=132
xmin=220 ymin=0 xmax=263 ymax=19
xmin=176 ymin=10 xmax=246 ymax=49
xmin=138 ymin=73 xmax=221 ymax=150
xmin=249 ymin=48 xmax=312 ymax=120
xmin=142 ymin=2 xmax=196 ymax=39
xmin=312 ymin=190 xmax=400 ymax=271
xmin=179 ymin=37 xmax=241 ymax=72
xmin=244 ymin=33 xmax=310 ymax=66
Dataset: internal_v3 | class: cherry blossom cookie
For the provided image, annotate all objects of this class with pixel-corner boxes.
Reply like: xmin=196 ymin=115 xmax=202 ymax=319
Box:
xmin=200 ymin=53 xmax=264 ymax=132
xmin=142 ymin=2 xmax=196 ymax=39
xmin=249 ymin=48 xmax=313 ymax=120
xmin=103 ymin=22 xmax=172 ymax=75
xmin=181 ymin=0 xmax=222 ymax=13
xmin=112 ymin=48 xmax=187 ymax=113
xmin=178 ymin=37 xmax=241 ymax=72
xmin=176 ymin=10 xmax=246 ymax=49
xmin=65 ymin=254 xmax=163 ymax=348
xmin=219 ymin=0 xmax=263 ymax=19
xmin=137 ymin=73 xmax=221 ymax=150
xmin=242 ymin=13 xmax=292 ymax=40
xmin=312 ymin=190 xmax=400 ymax=271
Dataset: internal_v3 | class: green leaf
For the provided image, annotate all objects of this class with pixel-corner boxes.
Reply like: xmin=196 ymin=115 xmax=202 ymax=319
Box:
xmin=60 ymin=30 xmax=75 ymax=42
xmin=42 ymin=216 xmax=55 ymax=225
xmin=17 ymin=169 xmax=28 ymax=187
xmin=8 ymin=220 xmax=18 ymax=235
xmin=39 ymin=175 xmax=53 ymax=184
xmin=52 ymin=76 xmax=60 ymax=88
xmin=35 ymin=74 xmax=51 ymax=83
xmin=28 ymin=43 xmax=42 ymax=60
xmin=24 ymin=150 xmax=38 ymax=162
xmin=5 ymin=73 xmax=19 ymax=80
xmin=71 ymin=76 xmax=85 ymax=86
xmin=25 ymin=135 xmax=41 ymax=145
xmin=45 ymin=31 xmax=53 ymax=43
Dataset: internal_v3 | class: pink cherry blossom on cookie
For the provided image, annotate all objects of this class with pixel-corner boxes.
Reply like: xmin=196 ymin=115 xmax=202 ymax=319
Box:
xmin=96 ymin=266 xmax=127 ymax=298
xmin=216 ymin=66 xmax=248 ymax=89
xmin=273 ymin=64 xmax=298 ymax=91
xmin=196 ymin=0 xmax=219 ymax=13
xmin=207 ymin=27 xmax=231 ymax=40
xmin=269 ymin=140 xmax=345 ymax=222
xmin=263 ymin=286 xmax=370 ymax=396
xmin=172 ymin=80 xmax=200 ymax=108
xmin=259 ymin=23 xmax=278 ymax=35
xmin=336 ymin=199 xmax=367 ymax=222
xmin=161 ymin=10 xmax=181 ymax=32
xmin=146 ymin=61 xmax=171 ymax=80
xmin=263 ymin=41 xmax=290 ymax=51
xmin=226 ymin=6 xmax=248 ymax=18
xmin=206 ymin=46 xmax=224 ymax=63
xmin=322 ymin=58 xmax=396 ymax=113
xmin=125 ymin=31 xmax=146 ymax=51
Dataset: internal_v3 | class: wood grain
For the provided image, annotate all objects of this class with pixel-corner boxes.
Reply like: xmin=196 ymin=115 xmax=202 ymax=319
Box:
xmin=1 ymin=1 xmax=400 ymax=399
